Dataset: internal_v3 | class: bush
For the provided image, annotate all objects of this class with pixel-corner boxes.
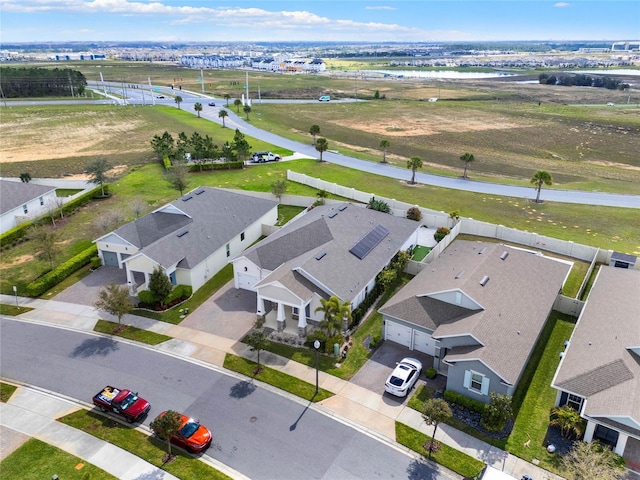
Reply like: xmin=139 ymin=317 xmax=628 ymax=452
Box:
xmin=91 ymin=256 xmax=102 ymax=269
xmin=166 ymin=284 xmax=192 ymax=304
xmin=444 ymin=390 xmax=486 ymax=414
xmin=26 ymin=245 xmax=97 ymax=297
xmin=137 ymin=290 xmax=155 ymax=305
xmin=406 ymin=206 xmax=422 ymax=222
xmin=481 ymin=393 xmax=513 ymax=432
xmin=425 ymin=367 xmax=437 ymax=379
xmin=434 ymin=226 xmax=451 ymax=243
xmin=369 ymin=333 xmax=382 ymax=349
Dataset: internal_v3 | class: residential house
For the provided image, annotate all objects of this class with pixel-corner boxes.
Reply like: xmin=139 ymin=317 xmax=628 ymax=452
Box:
xmin=379 ymin=240 xmax=572 ymax=402
xmin=551 ymin=266 xmax=640 ymax=468
xmin=232 ymin=203 xmax=421 ymax=335
xmin=0 ymin=179 xmax=58 ymax=234
xmin=94 ymin=188 xmax=278 ymax=294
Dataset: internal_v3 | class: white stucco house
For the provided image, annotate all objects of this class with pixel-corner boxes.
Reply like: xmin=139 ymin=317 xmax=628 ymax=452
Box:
xmin=94 ymin=188 xmax=278 ymax=294
xmin=551 ymin=266 xmax=640 ymax=469
xmin=0 ymin=179 xmax=58 ymax=234
xmin=232 ymin=203 xmax=422 ymax=335
xmin=379 ymin=240 xmax=572 ymax=403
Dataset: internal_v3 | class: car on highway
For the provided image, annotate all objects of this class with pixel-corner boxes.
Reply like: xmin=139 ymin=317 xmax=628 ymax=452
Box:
xmin=318 ymin=95 xmax=331 ymax=102
xmin=158 ymin=411 xmax=213 ymax=453
xmin=250 ymin=151 xmax=281 ymax=163
xmin=208 ymin=101 xmax=216 ymax=106
xmin=384 ymin=357 xmax=422 ymax=397
xmin=156 ymin=95 xmax=165 ymax=99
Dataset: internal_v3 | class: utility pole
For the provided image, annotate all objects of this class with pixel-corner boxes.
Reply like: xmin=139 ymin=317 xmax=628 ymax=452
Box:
xmin=200 ymin=68 xmax=205 ymax=94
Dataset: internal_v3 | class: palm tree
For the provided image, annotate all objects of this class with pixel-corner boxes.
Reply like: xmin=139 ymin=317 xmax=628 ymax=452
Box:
xmin=233 ymin=98 xmax=242 ymax=113
xmin=224 ymin=94 xmax=231 ymax=106
xmin=218 ymin=109 xmax=228 ymax=127
xmin=243 ymin=105 xmax=251 ymax=121
xmin=174 ymin=95 xmax=183 ymax=109
xmin=315 ymin=138 xmax=328 ymax=162
xmin=406 ymin=156 xmax=423 ymax=185
xmin=531 ymin=170 xmax=553 ymax=203
xmin=550 ymin=405 xmax=586 ymax=439
xmin=309 ymin=124 xmax=320 ymax=146
xmin=379 ymin=139 xmax=390 ymax=163
xmin=194 ymin=102 xmax=202 ymax=118
xmin=314 ymin=295 xmax=352 ymax=337
xmin=460 ymin=152 xmax=475 ymax=179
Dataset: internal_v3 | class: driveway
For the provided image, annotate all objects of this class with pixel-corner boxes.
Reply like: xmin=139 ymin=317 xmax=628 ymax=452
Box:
xmin=51 ymin=266 xmax=127 ymax=306
xmin=350 ymin=340 xmax=437 ymax=401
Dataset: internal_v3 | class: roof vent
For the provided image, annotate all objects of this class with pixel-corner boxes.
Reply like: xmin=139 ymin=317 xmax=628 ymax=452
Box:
xmin=500 ymin=251 xmax=509 ymax=261
xmin=479 ymin=275 xmax=490 ymax=286
xmin=338 ymin=204 xmax=348 ymax=211
xmin=479 ymin=247 xmax=487 ymax=255
xmin=182 ymin=195 xmax=193 ymax=202
xmin=177 ymin=230 xmax=189 ymax=238
xmin=315 ymin=251 xmax=326 ymax=261
xmin=328 ymin=211 xmax=338 ymax=218
xmin=455 ymin=270 xmax=464 ymax=279
xmin=195 ymin=189 xmax=205 ymax=195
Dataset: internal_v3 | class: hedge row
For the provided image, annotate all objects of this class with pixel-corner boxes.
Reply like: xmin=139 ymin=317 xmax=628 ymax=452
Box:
xmin=0 ymin=185 xmax=104 ymax=249
xmin=187 ymin=161 xmax=244 ymax=172
xmin=26 ymin=244 xmax=98 ymax=297
xmin=444 ymin=389 xmax=487 ymax=414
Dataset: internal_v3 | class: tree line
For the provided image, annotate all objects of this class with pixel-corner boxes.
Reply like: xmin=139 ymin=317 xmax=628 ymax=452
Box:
xmin=539 ymin=72 xmax=628 ymax=90
xmin=0 ymin=67 xmax=87 ymax=98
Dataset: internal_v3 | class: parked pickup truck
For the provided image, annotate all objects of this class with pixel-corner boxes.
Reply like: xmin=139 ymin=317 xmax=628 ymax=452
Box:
xmin=92 ymin=386 xmax=151 ymax=423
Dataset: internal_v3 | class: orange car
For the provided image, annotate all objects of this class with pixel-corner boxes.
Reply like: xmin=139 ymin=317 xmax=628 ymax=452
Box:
xmin=160 ymin=411 xmax=212 ymax=453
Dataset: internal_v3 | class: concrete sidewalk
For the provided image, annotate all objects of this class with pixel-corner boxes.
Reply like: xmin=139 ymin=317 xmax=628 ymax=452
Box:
xmin=1 ymin=294 xmax=564 ymax=480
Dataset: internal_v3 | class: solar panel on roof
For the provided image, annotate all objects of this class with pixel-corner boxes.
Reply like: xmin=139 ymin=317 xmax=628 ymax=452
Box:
xmin=349 ymin=224 xmax=389 ymax=260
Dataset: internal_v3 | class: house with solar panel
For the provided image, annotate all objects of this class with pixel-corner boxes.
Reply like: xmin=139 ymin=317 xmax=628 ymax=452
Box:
xmin=231 ymin=203 xmax=421 ymax=336
xmin=379 ymin=240 xmax=572 ymax=402
xmin=94 ymin=188 xmax=278 ymax=295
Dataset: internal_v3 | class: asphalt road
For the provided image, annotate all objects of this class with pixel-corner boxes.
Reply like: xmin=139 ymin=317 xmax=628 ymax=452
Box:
xmin=0 ymin=319 xmax=456 ymax=480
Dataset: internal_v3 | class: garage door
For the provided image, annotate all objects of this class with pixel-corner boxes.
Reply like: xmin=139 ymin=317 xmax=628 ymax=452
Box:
xmin=413 ymin=330 xmax=436 ymax=356
xmin=236 ymin=272 xmax=258 ymax=291
xmin=385 ymin=321 xmax=411 ymax=348
xmin=102 ymin=251 xmax=119 ymax=267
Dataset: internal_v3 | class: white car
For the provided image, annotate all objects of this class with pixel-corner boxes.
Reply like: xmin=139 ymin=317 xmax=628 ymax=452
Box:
xmin=251 ymin=151 xmax=281 ymax=163
xmin=385 ymin=357 xmax=423 ymax=397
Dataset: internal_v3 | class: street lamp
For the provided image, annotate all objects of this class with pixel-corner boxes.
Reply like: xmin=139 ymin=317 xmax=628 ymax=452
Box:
xmin=313 ymin=340 xmax=320 ymax=395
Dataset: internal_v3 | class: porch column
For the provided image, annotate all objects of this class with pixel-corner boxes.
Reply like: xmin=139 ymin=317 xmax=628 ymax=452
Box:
xmin=614 ymin=432 xmax=629 ymax=456
xmin=298 ymin=302 xmax=307 ymax=337
xmin=584 ymin=421 xmax=596 ymax=442
xmin=276 ymin=302 xmax=286 ymax=332
xmin=126 ymin=268 xmax=135 ymax=295
xmin=257 ymin=296 xmax=265 ymax=316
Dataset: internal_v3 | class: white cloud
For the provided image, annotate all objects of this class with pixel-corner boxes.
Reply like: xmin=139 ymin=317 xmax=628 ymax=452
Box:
xmin=554 ymin=2 xmax=572 ymax=7
xmin=364 ymin=5 xmax=396 ymax=10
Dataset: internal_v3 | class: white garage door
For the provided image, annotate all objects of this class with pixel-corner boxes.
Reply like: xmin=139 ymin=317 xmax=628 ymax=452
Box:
xmin=236 ymin=272 xmax=258 ymax=291
xmin=385 ymin=321 xmax=412 ymax=348
xmin=413 ymin=330 xmax=436 ymax=356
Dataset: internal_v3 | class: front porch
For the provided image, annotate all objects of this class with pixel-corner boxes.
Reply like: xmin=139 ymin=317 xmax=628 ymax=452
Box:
xmin=262 ymin=306 xmax=319 ymax=339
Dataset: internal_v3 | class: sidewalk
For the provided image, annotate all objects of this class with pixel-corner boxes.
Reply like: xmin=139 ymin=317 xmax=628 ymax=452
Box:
xmin=1 ymin=294 xmax=565 ymax=480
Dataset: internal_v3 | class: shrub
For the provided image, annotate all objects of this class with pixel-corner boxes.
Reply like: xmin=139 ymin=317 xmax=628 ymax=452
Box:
xmin=434 ymin=226 xmax=451 ymax=243
xmin=91 ymin=256 xmax=102 ymax=269
xmin=443 ymin=390 xmax=486 ymax=414
xmin=481 ymin=392 xmax=513 ymax=432
xmin=425 ymin=367 xmax=437 ymax=379
xmin=369 ymin=333 xmax=382 ymax=349
xmin=406 ymin=206 xmax=422 ymax=222
xmin=326 ymin=334 xmax=343 ymax=355
xmin=166 ymin=284 xmax=192 ymax=304
xmin=137 ymin=290 xmax=155 ymax=305
xmin=26 ymin=245 xmax=97 ymax=296
xmin=367 ymin=196 xmax=390 ymax=213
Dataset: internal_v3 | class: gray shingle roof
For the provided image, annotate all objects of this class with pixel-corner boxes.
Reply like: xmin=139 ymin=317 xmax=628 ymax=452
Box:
xmin=243 ymin=203 xmax=420 ymax=303
xmin=111 ymin=188 xmax=277 ymax=268
xmin=379 ymin=240 xmax=572 ymax=385
xmin=0 ymin=179 xmax=57 ymax=214
xmin=553 ymin=267 xmax=640 ymax=422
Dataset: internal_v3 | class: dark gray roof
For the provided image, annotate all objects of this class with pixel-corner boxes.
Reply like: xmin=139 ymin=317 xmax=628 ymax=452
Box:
xmin=245 ymin=203 xmax=420 ymax=303
xmin=380 ymin=240 xmax=572 ymax=385
xmin=0 ymin=179 xmax=57 ymax=214
xmin=110 ymin=188 xmax=277 ymax=269
xmin=611 ymin=251 xmax=637 ymax=263
xmin=553 ymin=267 xmax=640 ymax=422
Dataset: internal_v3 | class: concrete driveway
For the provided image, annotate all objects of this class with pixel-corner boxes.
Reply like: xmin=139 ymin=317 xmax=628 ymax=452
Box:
xmin=350 ymin=340 xmax=436 ymax=402
xmin=51 ymin=266 xmax=127 ymax=306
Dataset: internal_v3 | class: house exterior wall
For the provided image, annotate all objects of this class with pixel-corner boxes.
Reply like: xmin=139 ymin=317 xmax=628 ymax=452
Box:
xmin=0 ymin=190 xmax=58 ymax=234
xmin=96 ymin=234 xmax=138 ymax=268
xmin=259 ymin=284 xmax=303 ymax=306
xmin=446 ymin=360 xmax=511 ymax=403
xmin=233 ymin=258 xmax=264 ymax=291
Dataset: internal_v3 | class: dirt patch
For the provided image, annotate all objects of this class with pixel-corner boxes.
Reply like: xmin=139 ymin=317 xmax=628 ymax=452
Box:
xmin=0 ymin=254 xmax=35 ymax=269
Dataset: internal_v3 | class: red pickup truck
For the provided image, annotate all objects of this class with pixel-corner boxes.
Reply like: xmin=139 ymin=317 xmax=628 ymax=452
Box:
xmin=92 ymin=386 xmax=151 ymax=423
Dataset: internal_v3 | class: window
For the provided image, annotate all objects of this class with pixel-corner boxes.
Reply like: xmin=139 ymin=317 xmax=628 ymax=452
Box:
xmin=240 ymin=232 xmax=245 ymax=241
xmin=567 ymin=394 xmax=583 ymax=412
xmin=22 ymin=204 xmax=28 ymax=214
xmin=464 ymin=370 xmax=490 ymax=395
xmin=39 ymin=196 xmax=44 ymax=206
xmin=226 ymin=243 xmax=230 ymax=258
xmin=594 ymin=425 xmax=619 ymax=449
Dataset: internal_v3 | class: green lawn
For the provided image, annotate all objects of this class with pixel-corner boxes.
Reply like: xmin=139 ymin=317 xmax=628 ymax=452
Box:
xmin=0 ymin=382 xmax=17 ymax=402
xmin=0 ymin=303 xmax=33 ymax=316
xmin=0 ymin=438 xmax=118 ymax=480
xmin=93 ymin=320 xmax=172 ymax=345
xmin=412 ymin=245 xmax=431 ymax=262
xmin=59 ymin=409 xmax=231 ymax=479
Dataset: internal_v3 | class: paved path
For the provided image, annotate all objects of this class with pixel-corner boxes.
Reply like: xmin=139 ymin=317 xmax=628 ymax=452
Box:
xmin=1 ymin=293 xmax=565 ymax=480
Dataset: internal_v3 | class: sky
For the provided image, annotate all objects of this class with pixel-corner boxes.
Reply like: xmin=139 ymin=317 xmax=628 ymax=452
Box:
xmin=1 ymin=0 xmax=639 ymax=44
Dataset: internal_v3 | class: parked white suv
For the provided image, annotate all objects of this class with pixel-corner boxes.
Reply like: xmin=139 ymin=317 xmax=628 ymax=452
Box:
xmin=250 ymin=151 xmax=281 ymax=163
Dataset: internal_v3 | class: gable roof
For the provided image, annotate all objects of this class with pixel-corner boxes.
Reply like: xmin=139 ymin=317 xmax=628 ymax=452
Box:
xmin=552 ymin=267 xmax=640 ymax=423
xmin=100 ymin=188 xmax=278 ymax=269
xmin=380 ymin=240 xmax=572 ymax=385
xmin=0 ymin=179 xmax=57 ymax=214
xmin=243 ymin=203 xmax=420 ymax=303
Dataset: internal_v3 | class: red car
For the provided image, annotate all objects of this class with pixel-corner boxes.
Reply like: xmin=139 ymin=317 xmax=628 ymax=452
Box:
xmin=159 ymin=411 xmax=212 ymax=453
xmin=93 ymin=386 xmax=151 ymax=423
